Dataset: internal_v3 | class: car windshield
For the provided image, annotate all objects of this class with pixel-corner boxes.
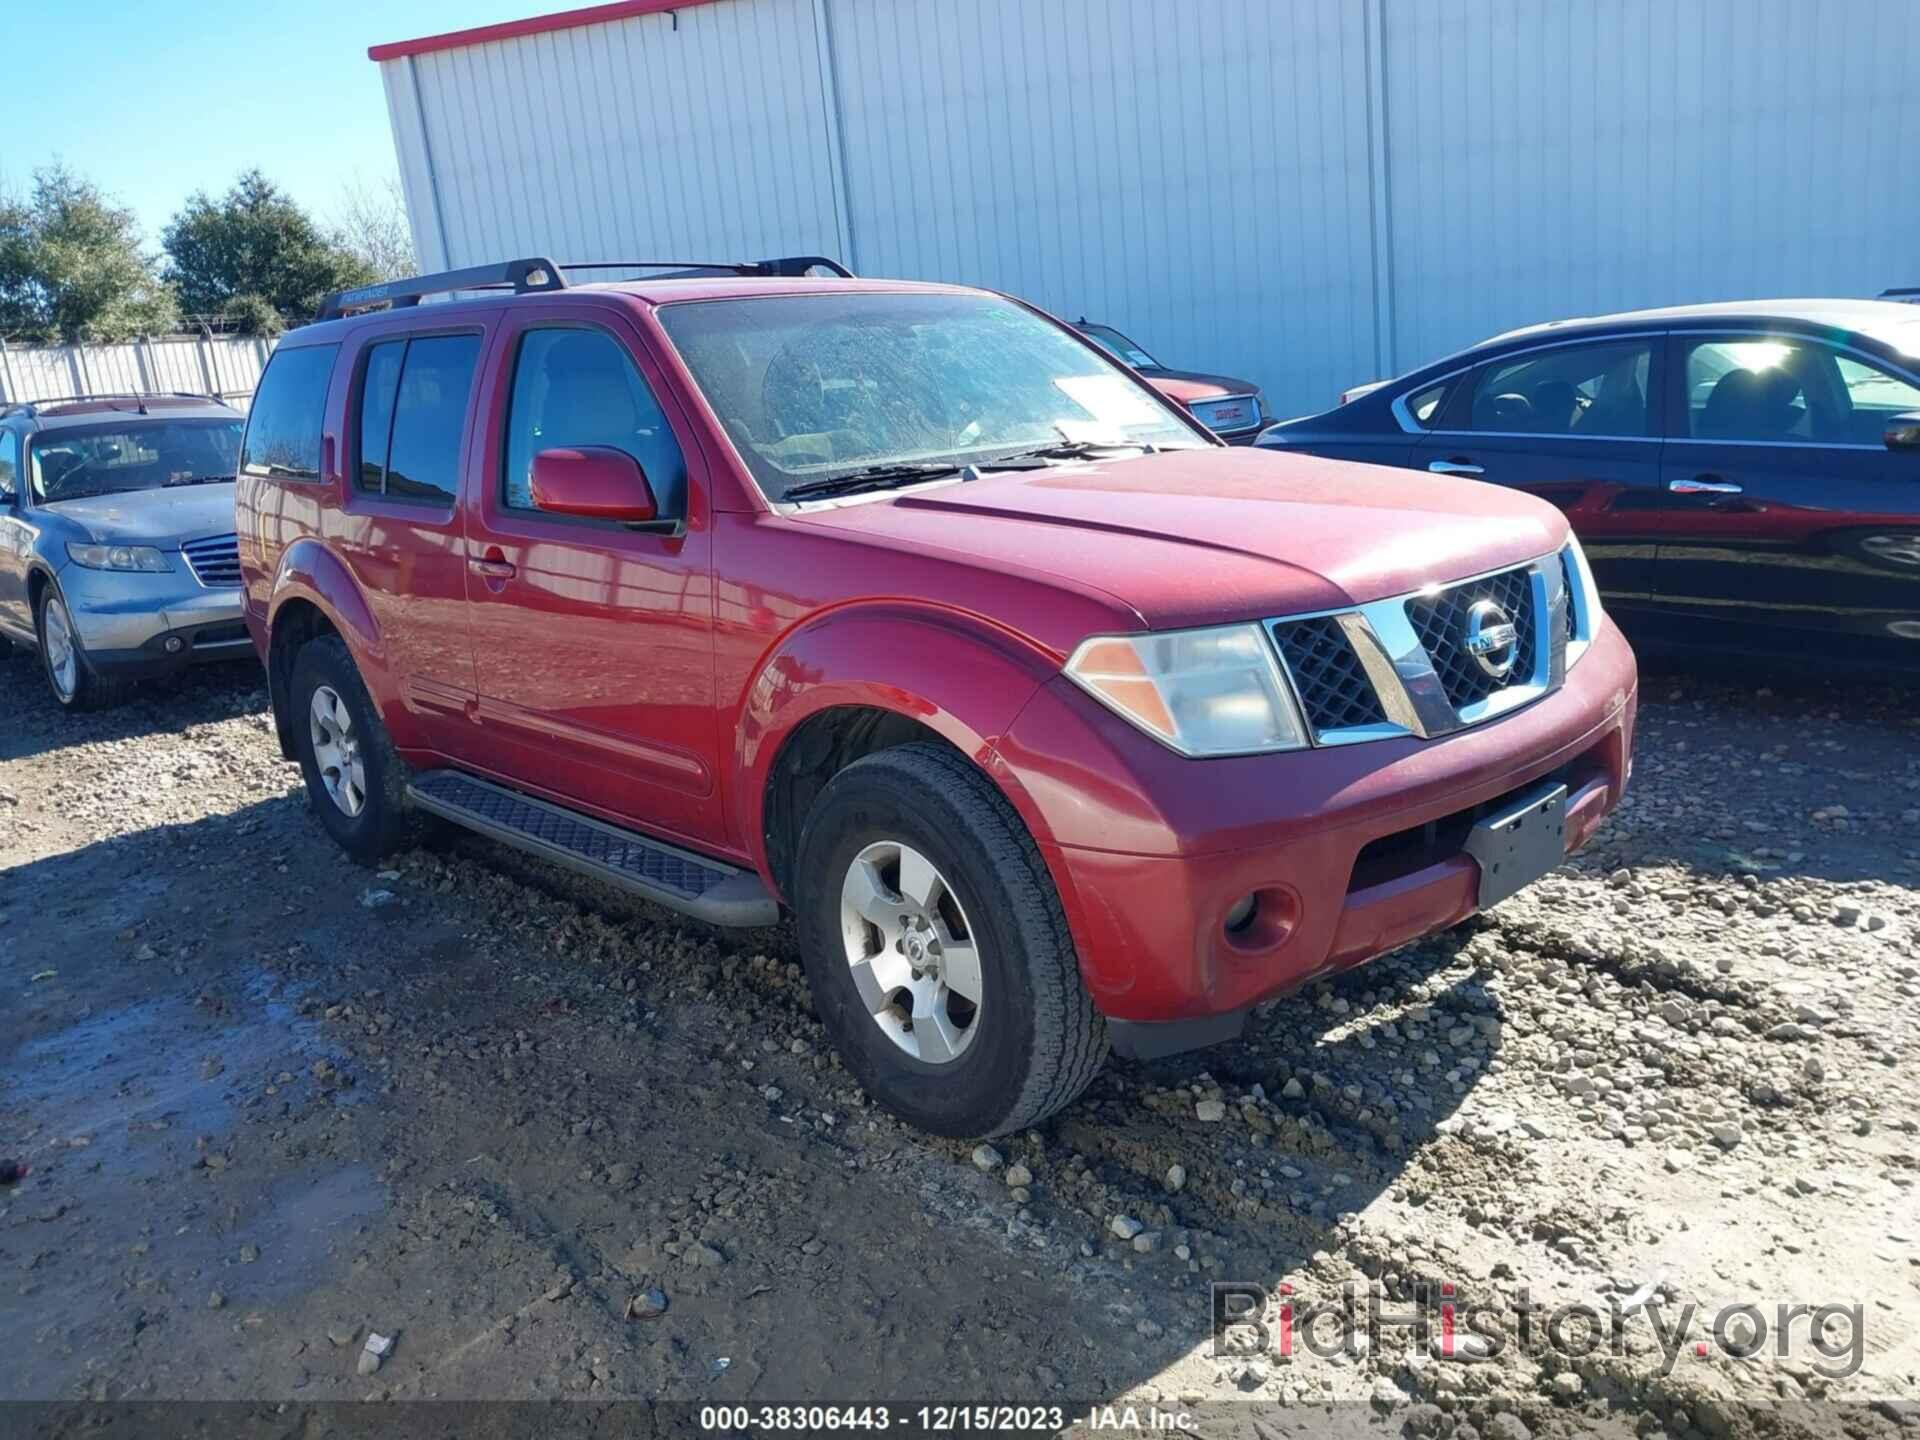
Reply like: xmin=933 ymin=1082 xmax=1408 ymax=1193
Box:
xmin=29 ymin=418 xmax=242 ymax=505
xmin=655 ymin=292 xmax=1199 ymax=503
xmin=1077 ymin=323 xmax=1161 ymax=370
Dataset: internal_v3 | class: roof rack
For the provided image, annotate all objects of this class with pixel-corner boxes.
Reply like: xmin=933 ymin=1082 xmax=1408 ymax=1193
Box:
xmin=316 ymin=257 xmax=568 ymax=322
xmin=560 ymin=256 xmax=855 ymax=279
xmin=313 ymin=253 xmax=855 ymax=322
xmin=0 ymin=391 xmax=228 ymax=419
xmin=1882 ymin=287 xmax=1920 ymax=302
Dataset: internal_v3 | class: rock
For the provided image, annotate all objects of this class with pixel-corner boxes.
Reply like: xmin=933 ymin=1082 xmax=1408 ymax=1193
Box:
xmin=1663 ymin=1148 xmax=1693 ymax=1172
xmin=207 ymin=1290 xmax=225 ymax=1310
xmin=1431 ymin=1332 xmax=1493 ymax=1361
xmin=1280 ymin=1077 xmax=1305 ymax=1100
xmin=359 ymin=889 xmax=396 ymax=910
xmin=1004 ymin=1162 xmax=1032 ymax=1188
xmin=1447 ymin=1023 xmax=1475 ymax=1047
xmin=626 ymin=1288 xmax=668 ymax=1320
xmin=1109 ymin=1215 xmax=1144 ymax=1241
xmin=685 ymin=1242 xmax=725 ymax=1268
xmin=1552 ymin=1370 xmax=1583 ymax=1398
xmin=1195 ymin=1099 xmax=1227 ymax=1123
xmin=199 ymin=1057 xmax=224 ymax=1081
xmin=1164 ymin=1163 xmax=1186 ymax=1193
xmin=1131 ymin=1231 xmax=1159 ymax=1254
xmin=1486 ymin=1415 xmax=1532 ymax=1440
xmin=1710 ymin=1121 xmax=1743 ymax=1149
xmin=239 ymin=1244 xmax=258 ymax=1264
xmin=606 ymin=1162 xmax=637 ymax=1188
xmin=971 ymin=1144 xmax=1003 ymax=1172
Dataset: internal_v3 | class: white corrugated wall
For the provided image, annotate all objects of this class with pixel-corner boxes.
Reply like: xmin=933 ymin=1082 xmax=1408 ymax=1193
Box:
xmin=378 ymin=0 xmax=1920 ymax=415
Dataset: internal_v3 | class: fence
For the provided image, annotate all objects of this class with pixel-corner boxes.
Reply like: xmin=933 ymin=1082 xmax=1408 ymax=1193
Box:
xmin=0 ymin=333 xmax=276 ymax=408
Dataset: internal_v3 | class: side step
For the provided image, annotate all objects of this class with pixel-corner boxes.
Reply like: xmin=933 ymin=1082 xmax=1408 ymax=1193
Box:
xmin=406 ymin=770 xmax=779 ymax=928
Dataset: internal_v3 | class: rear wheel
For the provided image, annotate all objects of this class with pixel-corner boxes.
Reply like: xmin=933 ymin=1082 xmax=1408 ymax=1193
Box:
xmin=794 ymin=743 xmax=1108 ymax=1138
xmin=36 ymin=586 xmax=132 ymax=711
xmin=290 ymin=634 xmax=414 ymax=863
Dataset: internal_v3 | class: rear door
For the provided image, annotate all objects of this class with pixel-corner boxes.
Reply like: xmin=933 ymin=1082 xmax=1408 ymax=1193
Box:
xmin=335 ymin=320 xmax=490 ymax=750
xmin=1653 ymin=331 xmax=1920 ymax=666
xmin=458 ymin=301 xmax=723 ymax=850
xmin=1411 ymin=335 xmax=1667 ymax=606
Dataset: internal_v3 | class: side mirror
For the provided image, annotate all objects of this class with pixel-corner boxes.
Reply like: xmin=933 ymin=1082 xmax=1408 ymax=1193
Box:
xmin=530 ymin=446 xmax=658 ymax=522
xmin=1885 ymin=412 xmax=1920 ymax=452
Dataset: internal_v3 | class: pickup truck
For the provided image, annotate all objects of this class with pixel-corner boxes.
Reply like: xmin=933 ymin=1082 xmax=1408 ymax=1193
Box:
xmin=236 ymin=258 xmax=1637 ymax=1139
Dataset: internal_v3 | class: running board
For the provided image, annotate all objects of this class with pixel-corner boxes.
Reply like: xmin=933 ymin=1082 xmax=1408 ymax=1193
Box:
xmin=406 ymin=770 xmax=779 ymax=928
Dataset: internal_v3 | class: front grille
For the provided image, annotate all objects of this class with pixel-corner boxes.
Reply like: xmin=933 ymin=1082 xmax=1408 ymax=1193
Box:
xmin=1404 ymin=565 xmax=1537 ymax=710
xmin=182 ymin=533 xmax=241 ymax=588
xmin=1272 ymin=616 xmax=1388 ymax=733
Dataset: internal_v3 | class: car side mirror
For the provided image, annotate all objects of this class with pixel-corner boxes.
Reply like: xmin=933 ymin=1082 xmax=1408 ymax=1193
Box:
xmin=530 ymin=446 xmax=658 ymax=522
xmin=1885 ymin=412 xmax=1920 ymax=452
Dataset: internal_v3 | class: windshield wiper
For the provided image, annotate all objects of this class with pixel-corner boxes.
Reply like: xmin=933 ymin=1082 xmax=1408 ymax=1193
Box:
xmin=163 ymin=473 xmax=234 ymax=487
xmin=782 ymin=462 xmax=967 ymax=502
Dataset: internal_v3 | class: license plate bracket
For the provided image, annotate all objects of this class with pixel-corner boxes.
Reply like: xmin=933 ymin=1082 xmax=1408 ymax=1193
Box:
xmin=1463 ymin=780 xmax=1567 ymax=910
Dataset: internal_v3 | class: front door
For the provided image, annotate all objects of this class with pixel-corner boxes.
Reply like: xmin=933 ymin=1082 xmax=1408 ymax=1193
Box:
xmin=1411 ymin=335 xmax=1666 ymax=611
xmin=1653 ymin=332 xmax=1920 ymax=667
xmin=459 ymin=304 xmax=722 ymax=851
xmin=0 ymin=428 xmax=31 ymax=642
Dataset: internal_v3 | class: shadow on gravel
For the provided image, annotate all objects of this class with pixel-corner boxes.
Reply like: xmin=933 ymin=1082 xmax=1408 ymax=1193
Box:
xmin=0 ymin=652 xmax=266 ymax=763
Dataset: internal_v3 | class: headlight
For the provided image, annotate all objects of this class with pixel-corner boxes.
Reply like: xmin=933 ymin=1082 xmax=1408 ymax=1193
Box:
xmin=1561 ymin=535 xmax=1601 ymax=662
xmin=67 ymin=542 xmax=173 ymax=572
xmin=1064 ymin=623 xmax=1309 ymax=757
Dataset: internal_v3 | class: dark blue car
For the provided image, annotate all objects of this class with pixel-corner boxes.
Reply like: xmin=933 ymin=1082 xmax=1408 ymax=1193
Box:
xmin=1259 ymin=300 xmax=1920 ymax=673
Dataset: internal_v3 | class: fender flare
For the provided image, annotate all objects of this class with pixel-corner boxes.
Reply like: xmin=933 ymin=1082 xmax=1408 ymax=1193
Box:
xmin=732 ymin=605 xmax=1065 ymax=888
xmin=265 ymin=539 xmax=425 ymax=749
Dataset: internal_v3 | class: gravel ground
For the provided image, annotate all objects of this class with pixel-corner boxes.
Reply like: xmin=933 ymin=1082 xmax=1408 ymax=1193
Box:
xmin=1 ymin=642 xmax=1916 ymax=1436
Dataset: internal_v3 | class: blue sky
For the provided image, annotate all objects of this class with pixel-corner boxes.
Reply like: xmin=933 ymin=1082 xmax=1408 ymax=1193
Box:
xmin=0 ymin=0 xmax=537 ymax=242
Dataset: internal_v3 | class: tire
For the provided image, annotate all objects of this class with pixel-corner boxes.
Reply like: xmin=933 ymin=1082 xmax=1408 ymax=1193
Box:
xmin=289 ymin=634 xmax=415 ymax=863
xmin=793 ymin=742 xmax=1108 ymax=1138
xmin=36 ymin=585 xmax=133 ymax=711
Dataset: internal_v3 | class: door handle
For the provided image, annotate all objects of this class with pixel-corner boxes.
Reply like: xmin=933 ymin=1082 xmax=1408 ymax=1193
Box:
xmin=1428 ymin=459 xmax=1485 ymax=476
xmin=1668 ymin=476 xmax=1744 ymax=495
xmin=470 ymin=550 xmax=516 ymax=580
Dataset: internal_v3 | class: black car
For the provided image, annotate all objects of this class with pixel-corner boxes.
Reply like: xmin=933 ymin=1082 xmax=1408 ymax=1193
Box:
xmin=1258 ymin=300 xmax=1920 ymax=673
xmin=1073 ymin=320 xmax=1269 ymax=444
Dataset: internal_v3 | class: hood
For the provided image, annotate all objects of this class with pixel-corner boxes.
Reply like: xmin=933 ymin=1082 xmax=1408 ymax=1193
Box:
xmin=1142 ymin=371 xmax=1253 ymax=402
xmin=36 ymin=484 xmax=237 ymax=547
xmin=796 ymin=448 xmax=1567 ymax=633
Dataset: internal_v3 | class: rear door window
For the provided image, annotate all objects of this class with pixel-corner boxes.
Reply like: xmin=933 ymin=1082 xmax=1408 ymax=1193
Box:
xmin=358 ymin=334 xmax=480 ymax=505
xmin=241 ymin=344 xmax=338 ymax=480
xmin=1461 ymin=340 xmax=1654 ymax=437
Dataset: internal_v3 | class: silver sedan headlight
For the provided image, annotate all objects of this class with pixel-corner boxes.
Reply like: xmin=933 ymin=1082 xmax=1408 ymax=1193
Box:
xmin=1064 ymin=623 xmax=1310 ymax=757
xmin=67 ymin=542 xmax=173 ymax=573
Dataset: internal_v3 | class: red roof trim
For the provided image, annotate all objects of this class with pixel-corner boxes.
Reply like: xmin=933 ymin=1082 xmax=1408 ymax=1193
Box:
xmin=368 ymin=0 xmax=724 ymax=62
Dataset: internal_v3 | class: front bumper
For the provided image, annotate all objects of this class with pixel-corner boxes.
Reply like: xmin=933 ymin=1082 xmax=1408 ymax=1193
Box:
xmin=59 ymin=563 xmax=251 ymax=676
xmin=1002 ymin=618 xmax=1638 ymax=1027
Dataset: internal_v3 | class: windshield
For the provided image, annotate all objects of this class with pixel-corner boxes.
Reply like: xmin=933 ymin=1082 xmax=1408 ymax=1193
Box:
xmin=655 ymin=292 xmax=1199 ymax=502
xmin=1077 ymin=323 xmax=1161 ymax=370
xmin=29 ymin=419 xmax=242 ymax=505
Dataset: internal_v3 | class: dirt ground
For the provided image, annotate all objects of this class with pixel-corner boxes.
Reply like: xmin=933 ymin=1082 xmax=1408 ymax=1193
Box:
xmin=1 ymin=642 xmax=1916 ymax=1437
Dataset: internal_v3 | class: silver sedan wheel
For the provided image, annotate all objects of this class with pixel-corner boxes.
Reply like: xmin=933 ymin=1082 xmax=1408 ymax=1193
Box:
xmin=839 ymin=840 xmax=983 ymax=1064
xmin=43 ymin=598 xmax=79 ymax=702
xmin=309 ymin=685 xmax=368 ymax=818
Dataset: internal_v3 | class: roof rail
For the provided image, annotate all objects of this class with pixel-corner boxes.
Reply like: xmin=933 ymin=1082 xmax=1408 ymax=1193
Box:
xmin=560 ymin=256 xmax=855 ymax=279
xmin=315 ymin=256 xmax=567 ymax=322
xmin=1882 ymin=287 xmax=1920 ymax=302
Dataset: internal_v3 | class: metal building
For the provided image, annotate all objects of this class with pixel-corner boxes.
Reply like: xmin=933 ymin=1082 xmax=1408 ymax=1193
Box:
xmin=372 ymin=0 xmax=1920 ymax=416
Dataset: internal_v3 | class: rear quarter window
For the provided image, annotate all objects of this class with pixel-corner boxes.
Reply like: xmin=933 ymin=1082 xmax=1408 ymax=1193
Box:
xmin=241 ymin=344 xmax=339 ymax=481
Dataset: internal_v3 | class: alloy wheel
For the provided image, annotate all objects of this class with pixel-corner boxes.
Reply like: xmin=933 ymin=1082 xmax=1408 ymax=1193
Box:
xmin=309 ymin=685 xmax=368 ymax=817
xmin=838 ymin=840 xmax=982 ymax=1064
xmin=43 ymin=598 xmax=78 ymax=702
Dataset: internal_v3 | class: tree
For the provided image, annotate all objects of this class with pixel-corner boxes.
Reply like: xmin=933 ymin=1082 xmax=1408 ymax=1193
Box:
xmin=163 ymin=171 xmax=375 ymax=332
xmin=0 ymin=165 xmax=178 ymax=342
xmin=330 ymin=174 xmax=415 ymax=282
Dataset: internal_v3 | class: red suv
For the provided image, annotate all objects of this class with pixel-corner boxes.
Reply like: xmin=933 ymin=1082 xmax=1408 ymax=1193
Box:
xmin=237 ymin=258 xmax=1637 ymax=1139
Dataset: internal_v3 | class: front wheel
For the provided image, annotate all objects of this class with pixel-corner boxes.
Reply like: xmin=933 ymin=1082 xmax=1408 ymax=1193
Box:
xmin=290 ymin=634 xmax=415 ymax=863
xmin=794 ymin=743 xmax=1108 ymax=1138
xmin=36 ymin=586 xmax=132 ymax=711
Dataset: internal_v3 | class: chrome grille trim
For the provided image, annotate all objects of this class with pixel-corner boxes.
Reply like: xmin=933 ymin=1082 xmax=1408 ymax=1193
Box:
xmin=1265 ymin=549 xmax=1572 ymax=746
xmin=181 ymin=532 xmax=242 ymax=588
